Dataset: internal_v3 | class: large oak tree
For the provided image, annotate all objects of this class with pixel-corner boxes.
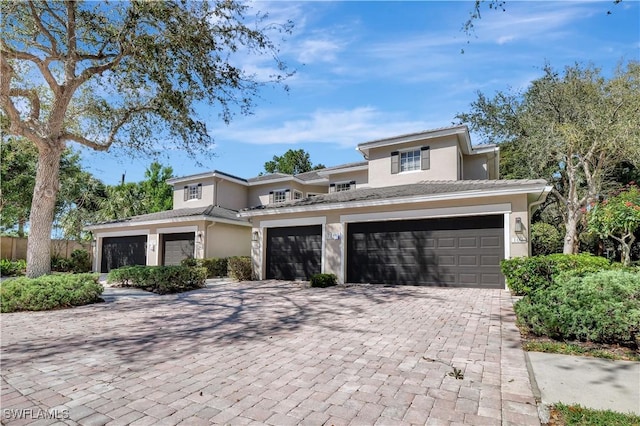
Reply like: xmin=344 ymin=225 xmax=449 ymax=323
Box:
xmin=1 ymin=0 xmax=292 ymax=277
xmin=457 ymin=61 xmax=640 ymax=254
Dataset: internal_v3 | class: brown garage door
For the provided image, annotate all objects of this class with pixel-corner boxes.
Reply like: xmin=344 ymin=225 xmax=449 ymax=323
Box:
xmin=162 ymin=232 xmax=195 ymax=266
xmin=101 ymin=235 xmax=147 ymax=273
xmin=346 ymin=215 xmax=504 ymax=288
xmin=266 ymin=225 xmax=322 ymax=281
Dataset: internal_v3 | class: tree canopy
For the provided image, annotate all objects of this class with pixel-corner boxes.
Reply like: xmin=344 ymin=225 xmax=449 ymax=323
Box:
xmin=1 ymin=0 xmax=292 ymax=277
xmin=457 ymin=61 xmax=640 ymax=253
xmin=263 ymin=149 xmax=325 ymax=175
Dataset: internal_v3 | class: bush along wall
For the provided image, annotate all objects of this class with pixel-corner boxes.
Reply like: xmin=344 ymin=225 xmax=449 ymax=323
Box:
xmin=515 ymin=270 xmax=640 ymax=348
xmin=310 ymin=273 xmax=337 ymax=288
xmin=501 ymin=253 xmax=611 ymax=296
xmin=228 ymin=256 xmax=253 ymax=281
xmin=1 ymin=273 xmax=103 ymax=313
xmin=107 ymin=265 xmax=207 ymax=295
xmin=181 ymin=257 xmax=228 ymax=278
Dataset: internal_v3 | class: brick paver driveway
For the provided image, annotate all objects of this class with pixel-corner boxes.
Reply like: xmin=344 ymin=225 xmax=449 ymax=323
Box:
xmin=1 ymin=281 xmax=540 ymax=425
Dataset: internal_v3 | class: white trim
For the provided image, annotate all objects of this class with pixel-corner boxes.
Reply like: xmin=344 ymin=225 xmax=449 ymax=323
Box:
xmin=504 ymin=212 xmax=511 ymax=290
xmin=240 ymin=185 xmax=546 ymax=217
xmin=260 ymin=217 xmax=326 ymax=229
xmin=167 ymin=171 xmax=248 ymax=187
xmin=95 ymin=229 xmax=150 ymax=238
xmin=157 ymin=225 xmax=197 ymax=234
xmin=86 ymin=215 xmax=251 ymax=230
xmin=317 ymin=164 xmax=369 ymax=176
xmin=339 ymin=203 xmax=511 ymax=224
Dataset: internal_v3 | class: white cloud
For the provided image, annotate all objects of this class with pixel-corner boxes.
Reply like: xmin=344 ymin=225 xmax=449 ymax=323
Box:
xmin=297 ymin=39 xmax=343 ymax=64
xmin=214 ymin=107 xmax=433 ymax=147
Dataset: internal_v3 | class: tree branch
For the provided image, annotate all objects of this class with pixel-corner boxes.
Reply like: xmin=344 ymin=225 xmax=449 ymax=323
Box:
xmin=0 ymin=42 xmax=61 ymax=94
xmin=28 ymin=0 xmax=58 ymax=55
xmin=9 ymin=88 xmax=41 ymax=122
xmin=65 ymin=1 xmax=77 ymax=79
xmin=60 ymin=132 xmax=111 ymax=151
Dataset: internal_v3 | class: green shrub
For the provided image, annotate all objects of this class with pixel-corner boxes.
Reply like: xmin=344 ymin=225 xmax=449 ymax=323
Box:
xmin=0 ymin=259 xmax=26 ymax=277
xmin=515 ymin=270 xmax=640 ymax=347
xmin=107 ymin=265 xmax=206 ymax=294
xmin=51 ymin=256 xmax=72 ymax=272
xmin=228 ymin=256 xmax=252 ymax=281
xmin=201 ymin=258 xmax=228 ymax=278
xmin=0 ymin=273 xmax=103 ymax=313
xmin=530 ymin=222 xmax=563 ymax=256
xmin=310 ymin=273 xmax=337 ymax=288
xmin=70 ymin=249 xmax=92 ymax=273
xmin=501 ymin=253 xmax=611 ymax=296
xmin=180 ymin=257 xmax=198 ymax=267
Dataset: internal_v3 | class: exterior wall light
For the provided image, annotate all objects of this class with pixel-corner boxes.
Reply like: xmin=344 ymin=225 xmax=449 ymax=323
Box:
xmin=514 ymin=217 xmax=525 ymax=233
xmin=252 ymin=231 xmax=259 ymax=242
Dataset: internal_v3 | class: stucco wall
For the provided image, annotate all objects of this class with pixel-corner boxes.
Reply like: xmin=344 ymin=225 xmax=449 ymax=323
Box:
xmin=462 ymin=155 xmax=489 ymax=180
xmin=328 ymin=169 xmax=369 ymax=189
xmin=173 ymin=177 xmax=216 ymax=209
xmin=205 ymin=222 xmax=251 ymax=258
xmin=248 ymin=181 xmax=326 ymax=207
xmin=216 ymin=179 xmax=249 ymax=211
xmin=367 ymin=136 xmax=460 ymax=187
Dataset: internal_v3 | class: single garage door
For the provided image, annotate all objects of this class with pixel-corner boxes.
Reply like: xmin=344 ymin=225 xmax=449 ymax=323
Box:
xmin=101 ymin=235 xmax=147 ymax=273
xmin=266 ymin=225 xmax=322 ymax=280
xmin=162 ymin=232 xmax=195 ymax=266
xmin=347 ymin=215 xmax=504 ymax=288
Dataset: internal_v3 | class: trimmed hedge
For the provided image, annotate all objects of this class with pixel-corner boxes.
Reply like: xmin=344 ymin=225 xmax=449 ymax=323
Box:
xmin=501 ymin=253 xmax=611 ymax=296
xmin=181 ymin=257 xmax=228 ymax=278
xmin=107 ymin=265 xmax=207 ymax=294
xmin=51 ymin=249 xmax=92 ymax=273
xmin=515 ymin=270 xmax=640 ymax=347
xmin=1 ymin=273 xmax=103 ymax=313
xmin=0 ymin=259 xmax=26 ymax=277
xmin=310 ymin=273 xmax=337 ymax=288
xmin=228 ymin=256 xmax=252 ymax=281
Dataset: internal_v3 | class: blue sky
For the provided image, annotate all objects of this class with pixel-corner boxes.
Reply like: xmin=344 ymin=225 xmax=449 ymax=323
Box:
xmin=81 ymin=1 xmax=640 ymax=185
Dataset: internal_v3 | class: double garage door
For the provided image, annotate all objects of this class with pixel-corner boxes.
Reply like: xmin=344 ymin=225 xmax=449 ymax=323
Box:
xmin=100 ymin=232 xmax=195 ymax=272
xmin=265 ymin=215 xmax=504 ymax=288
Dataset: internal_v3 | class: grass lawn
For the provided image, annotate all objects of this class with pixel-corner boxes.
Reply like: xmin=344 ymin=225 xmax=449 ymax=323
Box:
xmin=522 ymin=338 xmax=640 ymax=362
xmin=547 ymin=403 xmax=640 ymax=425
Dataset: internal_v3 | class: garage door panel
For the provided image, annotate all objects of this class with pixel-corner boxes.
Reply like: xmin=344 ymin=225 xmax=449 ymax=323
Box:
xmin=266 ymin=225 xmax=322 ymax=281
xmin=347 ymin=215 xmax=504 ymax=288
xmin=162 ymin=232 xmax=195 ymax=266
xmin=101 ymin=235 xmax=147 ymax=273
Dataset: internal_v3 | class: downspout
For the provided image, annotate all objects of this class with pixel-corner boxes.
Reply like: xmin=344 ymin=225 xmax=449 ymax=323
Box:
xmin=527 ymin=185 xmax=553 ymax=256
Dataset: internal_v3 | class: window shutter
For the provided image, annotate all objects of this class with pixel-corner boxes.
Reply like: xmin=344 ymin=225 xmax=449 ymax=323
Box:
xmin=391 ymin=151 xmax=399 ymax=174
xmin=197 ymin=183 xmax=202 ymax=199
xmin=285 ymin=189 xmax=291 ymax=200
xmin=269 ymin=191 xmax=274 ymax=204
xmin=421 ymin=146 xmax=430 ymax=170
xmin=349 ymin=180 xmax=356 ymax=190
xmin=184 ymin=186 xmax=188 ymax=201
xmin=329 ymin=183 xmax=336 ymax=193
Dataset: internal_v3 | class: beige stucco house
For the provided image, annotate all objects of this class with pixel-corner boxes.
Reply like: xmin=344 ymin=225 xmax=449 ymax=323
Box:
xmin=86 ymin=125 xmax=550 ymax=288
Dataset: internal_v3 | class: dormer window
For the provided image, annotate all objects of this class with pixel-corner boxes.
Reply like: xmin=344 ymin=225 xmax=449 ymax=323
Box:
xmin=391 ymin=146 xmax=430 ymax=174
xmin=330 ymin=181 xmax=356 ymax=193
xmin=269 ymin=189 xmax=290 ymax=204
xmin=184 ymin=183 xmax=202 ymax=201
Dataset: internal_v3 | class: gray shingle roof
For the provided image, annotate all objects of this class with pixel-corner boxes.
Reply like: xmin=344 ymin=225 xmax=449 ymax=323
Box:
xmin=242 ymin=179 xmax=548 ymax=212
xmin=246 ymin=172 xmax=291 ymax=183
xmin=87 ymin=205 xmax=246 ymax=228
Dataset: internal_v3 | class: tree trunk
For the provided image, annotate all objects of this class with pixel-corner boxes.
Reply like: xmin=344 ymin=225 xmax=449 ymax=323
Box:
xmin=26 ymin=144 xmax=63 ymax=278
xmin=17 ymin=218 xmax=25 ymax=238
xmin=563 ymin=211 xmax=580 ymax=254
xmin=621 ymin=234 xmax=635 ymax=266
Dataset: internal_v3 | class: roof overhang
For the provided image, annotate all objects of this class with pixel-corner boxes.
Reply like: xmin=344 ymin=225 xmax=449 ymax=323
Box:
xmin=317 ymin=164 xmax=369 ymax=176
xmin=85 ymin=215 xmax=251 ymax=231
xmin=238 ymin=183 xmax=552 ymax=218
xmin=167 ymin=171 xmax=248 ymax=187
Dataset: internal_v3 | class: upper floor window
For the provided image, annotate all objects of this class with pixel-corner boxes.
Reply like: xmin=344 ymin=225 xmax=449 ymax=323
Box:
xmin=269 ymin=189 xmax=290 ymax=204
xmin=330 ymin=181 xmax=356 ymax=193
xmin=184 ymin=183 xmax=202 ymax=201
xmin=391 ymin=146 xmax=430 ymax=174
xmin=293 ymin=190 xmax=303 ymax=200
xmin=400 ymin=150 xmax=421 ymax=172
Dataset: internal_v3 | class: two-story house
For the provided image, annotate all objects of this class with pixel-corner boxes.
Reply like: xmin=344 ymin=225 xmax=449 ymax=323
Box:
xmin=86 ymin=125 xmax=550 ymax=288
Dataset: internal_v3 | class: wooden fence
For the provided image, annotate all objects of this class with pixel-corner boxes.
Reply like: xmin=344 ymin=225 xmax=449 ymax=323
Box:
xmin=0 ymin=237 xmax=92 ymax=260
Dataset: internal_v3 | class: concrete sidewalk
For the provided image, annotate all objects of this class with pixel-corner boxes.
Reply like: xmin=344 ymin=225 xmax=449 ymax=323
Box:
xmin=526 ymin=351 xmax=640 ymax=417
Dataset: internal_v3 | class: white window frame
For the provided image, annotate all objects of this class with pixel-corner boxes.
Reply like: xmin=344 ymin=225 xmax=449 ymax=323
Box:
xmin=187 ymin=184 xmax=200 ymax=200
xmin=400 ymin=149 xmax=421 ymax=172
xmin=335 ymin=182 xmax=352 ymax=192
xmin=273 ymin=189 xmax=287 ymax=203
xmin=293 ymin=190 xmax=304 ymax=200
